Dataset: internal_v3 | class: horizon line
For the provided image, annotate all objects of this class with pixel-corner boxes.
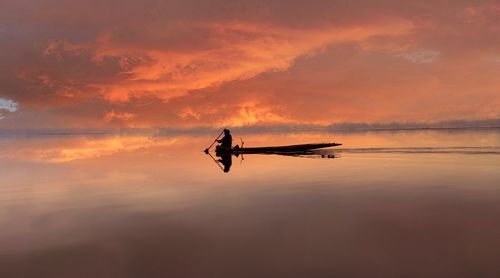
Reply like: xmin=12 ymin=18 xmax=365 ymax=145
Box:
xmin=1 ymin=119 xmax=500 ymax=135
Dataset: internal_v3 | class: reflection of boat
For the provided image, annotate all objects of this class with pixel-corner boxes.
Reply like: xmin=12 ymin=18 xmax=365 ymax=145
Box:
xmin=216 ymin=143 xmax=342 ymax=155
xmin=207 ymin=143 xmax=341 ymax=173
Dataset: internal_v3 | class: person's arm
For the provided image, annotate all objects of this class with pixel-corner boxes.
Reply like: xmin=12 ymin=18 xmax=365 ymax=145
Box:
xmin=217 ymin=136 xmax=225 ymax=143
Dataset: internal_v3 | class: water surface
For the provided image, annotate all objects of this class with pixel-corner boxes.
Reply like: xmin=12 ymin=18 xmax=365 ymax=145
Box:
xmin=0 ymin=130 xmax=499 ymax=277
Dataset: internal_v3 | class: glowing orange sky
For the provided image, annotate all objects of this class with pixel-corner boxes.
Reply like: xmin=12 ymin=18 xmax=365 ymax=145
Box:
xmin=0 ymin=0 xmax=499 ymax=128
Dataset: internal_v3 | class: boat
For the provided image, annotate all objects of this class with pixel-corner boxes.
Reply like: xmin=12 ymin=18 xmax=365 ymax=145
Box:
xmin=215 ymin=142 xmax=342 ymax=155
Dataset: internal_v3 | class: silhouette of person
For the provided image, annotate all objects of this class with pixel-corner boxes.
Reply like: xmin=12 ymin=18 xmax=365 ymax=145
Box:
xmin=218 ymin=153 xmax=232 ymax=173
xmin=217 ymin=129 xmax=232 ymax=149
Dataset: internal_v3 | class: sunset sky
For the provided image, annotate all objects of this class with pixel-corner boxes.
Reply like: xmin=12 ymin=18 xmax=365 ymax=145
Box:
xmin=1 ymin=0 xmax=499 ymax=128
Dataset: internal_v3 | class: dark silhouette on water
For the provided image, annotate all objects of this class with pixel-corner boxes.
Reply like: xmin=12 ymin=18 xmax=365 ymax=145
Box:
xmin=203 ymin=129 xmax=234 ymax=172
xmin=217 ymin=129 xmax=233 ymax=150
xmin=216 ymin=142 xmax=342 ymax=156
xmin=218 ymin=153 xmax=232 ymax=172
xmin=204 ymin=129 xmax=341 ymax=173
xmin=203 ymin=129 xmax=233 ymax=154
xmin=205 ymin=129 xmax=341 ymax=156
xmin=203 ymin=129 xmax=224 ymax=154
xmin=206 ymin=150 xmax=233 ymax=173
xmin=214 ymin=129 xmax=233 ymax=172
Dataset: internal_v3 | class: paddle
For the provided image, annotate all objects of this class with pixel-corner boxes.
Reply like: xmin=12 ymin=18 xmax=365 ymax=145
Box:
xmin=206 ymin=151 xmax=225 ymax=172
xmin=203 ymin=130 xmax=224 ymax=154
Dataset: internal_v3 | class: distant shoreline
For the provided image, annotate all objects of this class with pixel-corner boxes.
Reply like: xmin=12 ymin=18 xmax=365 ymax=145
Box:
xmin=353 ymin=126 xmax=500 ymax=132
xmin=1 ymin=125 xmax=499 ymax=136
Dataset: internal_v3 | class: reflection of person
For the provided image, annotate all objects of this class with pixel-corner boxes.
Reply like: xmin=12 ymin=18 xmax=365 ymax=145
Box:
xmin=218 ymin=153 xmax=232 ymax=173
xmin=217 ymin=129 xmax=232 ymax=149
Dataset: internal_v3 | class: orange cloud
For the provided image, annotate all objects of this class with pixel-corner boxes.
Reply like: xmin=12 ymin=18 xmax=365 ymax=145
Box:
xmin=219 ymin=101 xmax=290 ymax=126
xmin=1 ymin=0 xmax=499 ymax=128
xmin=40 ymin=18 xmax=413 ymax=104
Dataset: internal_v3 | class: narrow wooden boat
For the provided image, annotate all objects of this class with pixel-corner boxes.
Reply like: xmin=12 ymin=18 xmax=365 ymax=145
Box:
xmin=215 ymin=143 xmax=342 ymax=155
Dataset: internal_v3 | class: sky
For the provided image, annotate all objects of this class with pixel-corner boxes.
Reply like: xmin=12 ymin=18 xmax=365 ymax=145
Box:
xmin=0 ymin=0 xmax=499 ymax=128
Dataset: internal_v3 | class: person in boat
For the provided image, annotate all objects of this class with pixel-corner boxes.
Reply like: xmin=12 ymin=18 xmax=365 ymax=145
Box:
xmin=217 ymin=129 xmax=232 ymax=150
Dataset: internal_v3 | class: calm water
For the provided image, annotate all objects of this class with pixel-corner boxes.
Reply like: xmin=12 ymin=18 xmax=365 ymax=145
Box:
xmin=0 ymin=130 xmax=499 ymax=277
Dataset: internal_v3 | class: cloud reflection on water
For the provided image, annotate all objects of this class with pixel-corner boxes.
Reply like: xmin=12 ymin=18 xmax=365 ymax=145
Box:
xmin=0 ymin=130 xmax=499 ymax=277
